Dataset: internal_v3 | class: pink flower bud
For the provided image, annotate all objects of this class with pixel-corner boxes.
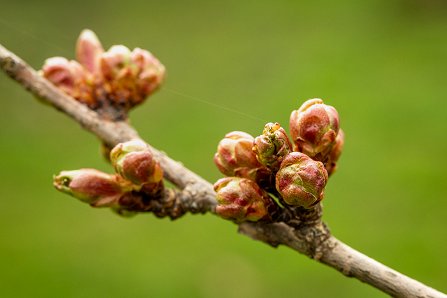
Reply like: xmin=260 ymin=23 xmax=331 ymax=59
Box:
xmin=99 ymin=46 xmax=165 ymax=108
xmin=109 ymin=139 xmax=148 ymax=161
xmin=41 ymin=57 xmax=96 ymax=107
xmin=100 ymin=45 xmax=132 ymax=80
xmin=110 ymin=140 xmax=163 ymax=187
xmin=214 ymin=177 xmax=273 ymax=222
xmin=253 ymin=122 xmax=292 ymax=172
xmin=275 ymin=152 xmax=328 ymax=208
xmin=53 ymin=169 xmax=124 ymax=206
xmin=76 ymin=29 xmax=104 ymax=74
xmin=289 ymin=98 xmax=340 ymax=162
xmin=131 ymin=48 xmax=165 ymax=104
xmin=214 ymin=131 xmax=271 ymax=184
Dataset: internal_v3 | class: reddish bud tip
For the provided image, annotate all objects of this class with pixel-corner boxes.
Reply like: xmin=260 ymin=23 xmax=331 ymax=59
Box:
xmin=76 ymin=29 xmax=104 ymax=74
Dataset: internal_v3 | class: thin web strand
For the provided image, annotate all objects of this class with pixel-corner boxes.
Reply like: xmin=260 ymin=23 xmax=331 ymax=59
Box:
xmin=165 ymin=88 xmax=268 ymax=123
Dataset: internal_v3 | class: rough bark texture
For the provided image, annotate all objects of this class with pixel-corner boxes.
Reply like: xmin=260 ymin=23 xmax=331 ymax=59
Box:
xmin=239 ymin=223 xmax=445 ymax=298
xmin=1 ymin=43 xmax=446 ymax=298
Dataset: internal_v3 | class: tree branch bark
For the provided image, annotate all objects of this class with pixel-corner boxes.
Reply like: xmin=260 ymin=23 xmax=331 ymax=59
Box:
xmin=1 ymin=43 xmax=445 ymax=298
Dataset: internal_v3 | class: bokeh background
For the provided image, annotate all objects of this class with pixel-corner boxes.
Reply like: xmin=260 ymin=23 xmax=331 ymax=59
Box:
xmin=1 ymin=0 xmax=446 ymax=297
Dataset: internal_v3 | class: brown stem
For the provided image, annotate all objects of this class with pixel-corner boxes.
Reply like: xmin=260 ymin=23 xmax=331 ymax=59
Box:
xmin=1 ymin=43 xmax=445 ymax=298
xmin=116 ymin=188 xmax=212 ymax=219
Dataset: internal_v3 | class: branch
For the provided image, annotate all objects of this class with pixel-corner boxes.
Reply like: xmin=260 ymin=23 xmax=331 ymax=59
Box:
xmin=240 ymin=223 xmax=445 ymax=298
xmin=1 ymin=43 xmax=445 ymax=298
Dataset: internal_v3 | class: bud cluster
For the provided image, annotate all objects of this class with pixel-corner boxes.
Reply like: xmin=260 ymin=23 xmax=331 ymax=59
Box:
xmin=41 ymin=29 xmax=165 ymax=113
xmin=53 ymin=140 xmax=164 ymax=215
xmin=213 ymin=98 xmax=344 ymax=222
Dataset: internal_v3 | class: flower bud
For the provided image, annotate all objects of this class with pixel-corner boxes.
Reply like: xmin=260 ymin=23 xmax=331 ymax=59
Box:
xmin=110 ymin=140 xmax=163 ymax=186
xmin=325 ymin=128 xmax=344 ymax=176
xmin=100 ymin=45 xmax=132 ymax=80
xmin=99 ymin=45 xmax=165 ymax=107
xmin=53 ymin=169 xmax=124 ymax=206
xmin=131 ymin=48 xmax=165 ymax=103
xmin=41 ymin=57 xmax=95 ymax=107
xmin=214 ymin=131 xmax=271 ymax=184
xmin=253 ymin=122 xmax=292 ymax=172
xmin=214 ymin=177 xmax=273 ymax=222
xmin=76 ymin=29 xmax=104 ymax=74
xmin=289 ymin=98 xmax=340 ymax=161
xmin=275 ymin=152 xmax=328 ymax=208
xmin=109 ymin=139 xmax=148 ymax=161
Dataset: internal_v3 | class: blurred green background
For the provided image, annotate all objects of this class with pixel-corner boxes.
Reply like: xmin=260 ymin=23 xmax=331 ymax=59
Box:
xmin=1 ymin=0 xmax=446 ymax=297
